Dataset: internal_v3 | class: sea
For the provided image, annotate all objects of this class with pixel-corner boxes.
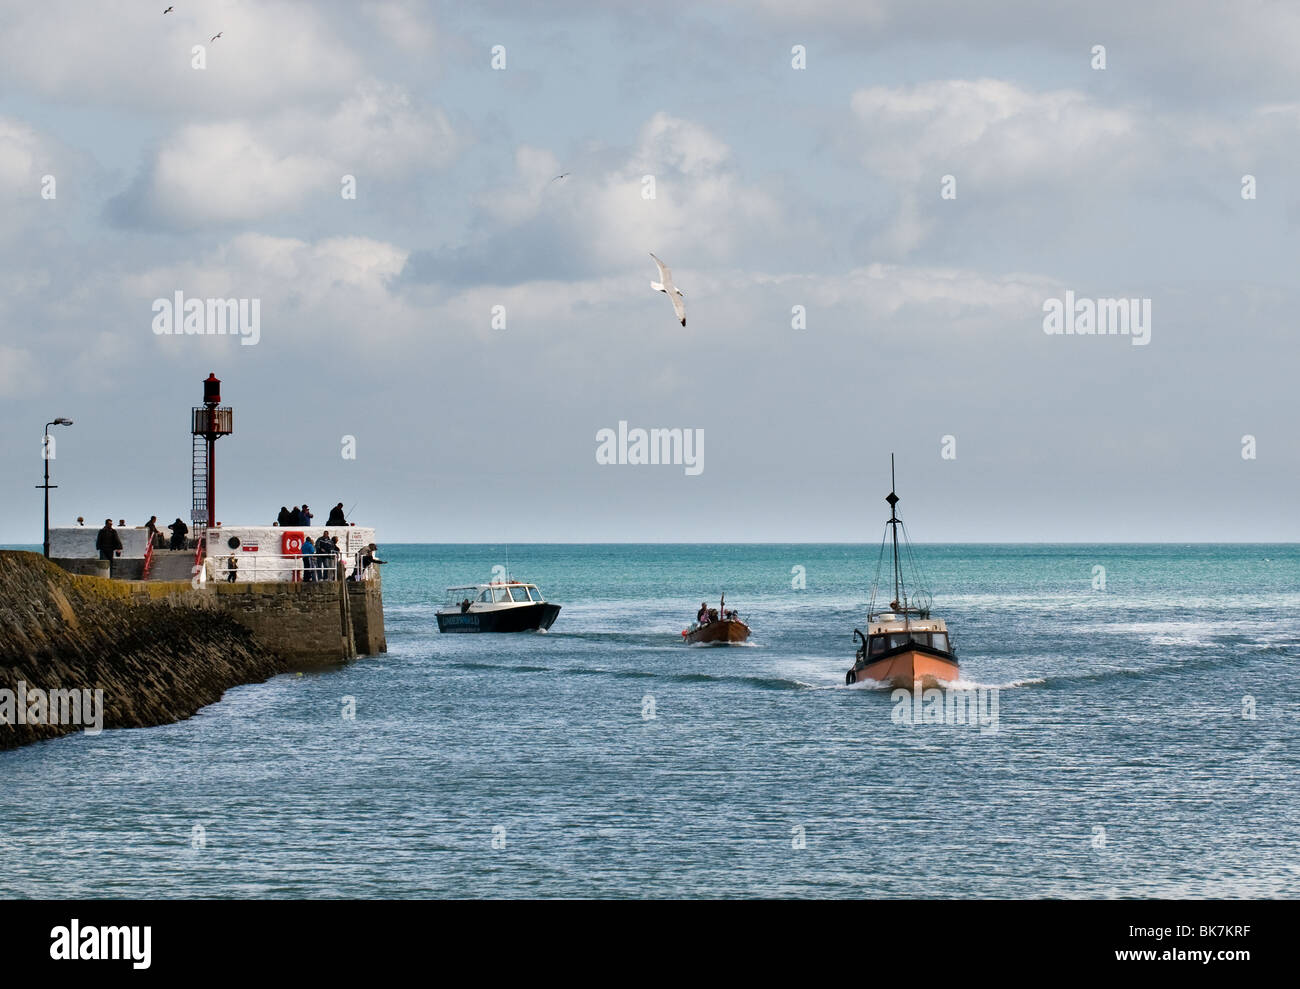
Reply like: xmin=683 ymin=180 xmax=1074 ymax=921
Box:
xmin=1 ymin=543 xmax=1296 ymax=898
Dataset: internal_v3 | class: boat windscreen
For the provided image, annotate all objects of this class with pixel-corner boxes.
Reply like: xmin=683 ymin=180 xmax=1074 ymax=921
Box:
xmin=527 ymin=587 xmax=542 ymax=602
xmin=881 ymin=631 xmax=948 ymax=651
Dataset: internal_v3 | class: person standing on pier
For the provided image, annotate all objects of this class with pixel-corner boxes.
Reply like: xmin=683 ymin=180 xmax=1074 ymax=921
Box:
xmin=327 ymin=503 xmax=347 ymax=526
xmin=317 ymin=532 xmax=337 ymax=580
xmin=96 ymin=519 xmax=122 ymax=561
xmin=301 ymin=535 xmax=316 ymax=582
xmin=168 ymin=517 xmax=189 ymax=550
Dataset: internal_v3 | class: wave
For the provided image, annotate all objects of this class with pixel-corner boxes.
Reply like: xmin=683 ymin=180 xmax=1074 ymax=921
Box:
xmin=438 ymin=659 xmax=811 ymax=690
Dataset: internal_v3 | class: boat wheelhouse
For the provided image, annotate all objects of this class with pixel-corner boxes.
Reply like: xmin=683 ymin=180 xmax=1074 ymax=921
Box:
xmin=846 ymin=456 xmax=959 ymax=688
xmin=435 ymin=581 xmax=561 ymax=633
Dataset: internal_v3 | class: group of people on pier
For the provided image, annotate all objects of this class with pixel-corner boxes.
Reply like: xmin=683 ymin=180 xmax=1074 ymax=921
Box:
xmin=275 ymin=503 xmax=349 ymax=528
xmin=94 ymin=516 xmax=189 ymax=558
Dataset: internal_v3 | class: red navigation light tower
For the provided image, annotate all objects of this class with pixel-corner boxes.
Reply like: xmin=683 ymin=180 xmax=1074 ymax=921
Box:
xmin=191 ymin=372 xmax=233 ymax=554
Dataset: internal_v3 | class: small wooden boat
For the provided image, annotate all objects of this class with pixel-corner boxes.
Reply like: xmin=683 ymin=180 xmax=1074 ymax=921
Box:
xmin=846 ymin=456 xmax=959 ymax=688
xmin=682 ymin=595 xmax=751 ymax=645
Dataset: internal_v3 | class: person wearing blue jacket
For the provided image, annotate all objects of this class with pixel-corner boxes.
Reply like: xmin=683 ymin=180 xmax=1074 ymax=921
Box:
xmin=301 ymin=536 xmax=316 ymax=582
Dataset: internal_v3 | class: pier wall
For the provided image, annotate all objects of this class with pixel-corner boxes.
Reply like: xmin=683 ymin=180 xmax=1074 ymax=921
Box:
xmin=205 ymin=574 xmax=387 ymax=665
xmin=0 ymin=550 xmax=385 ymax=750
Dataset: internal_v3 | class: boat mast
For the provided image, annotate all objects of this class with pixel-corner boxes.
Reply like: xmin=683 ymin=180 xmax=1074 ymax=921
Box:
xmin=887 ymin=453 xmax=902 ymax=610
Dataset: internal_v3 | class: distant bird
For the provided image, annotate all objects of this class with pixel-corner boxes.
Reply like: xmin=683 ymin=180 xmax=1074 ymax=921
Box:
xmin=163 ymin=5 xmax=173 ymax=12
xmin=550 ymin=172 xmax=570 ymax=183
xmin=649 ymin=252 xmax=686 ymax=327
xmin=210 ymin=31 xmax=222 ymax=42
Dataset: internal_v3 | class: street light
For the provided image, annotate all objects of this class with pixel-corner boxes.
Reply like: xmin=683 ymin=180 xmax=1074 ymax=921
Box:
xmin=39 ymin=418 xmax=74 ymax=559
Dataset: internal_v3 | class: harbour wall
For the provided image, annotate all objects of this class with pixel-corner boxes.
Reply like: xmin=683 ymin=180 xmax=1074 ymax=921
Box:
xmin=0 ymin=551 xmax=385 ymax=750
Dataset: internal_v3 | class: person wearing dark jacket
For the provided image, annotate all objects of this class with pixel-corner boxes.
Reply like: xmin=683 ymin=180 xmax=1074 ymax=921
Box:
xmin=289 ymin=506 xmax=303 ymax=525
xmin=326 ymin=503 xmax=347 ymax=526
xmin=277 ymin=506 xmax=292 ymax=526
xmin=96 ymin=519 xmax=123 ymax=560
xmin=168 ymin=517 xmax=189 ymax=550
xmin=317 ymin=532 xmax=337 ymax=580
xmin=300 ymin=504 xmax=313 ymax=526
xmin=354 ymin=543 xmax=387 ymax=580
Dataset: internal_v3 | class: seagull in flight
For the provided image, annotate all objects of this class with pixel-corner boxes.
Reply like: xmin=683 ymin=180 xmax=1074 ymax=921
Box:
xmin=163 ymin=5 xmax=173 ymax=12
xmin=649 ymin=253 xmax=686 ymax=327
xmin=550 ymin=172 xmax=570 ymax=183
xmin=210 ymin=31 xmax=223 ymax=42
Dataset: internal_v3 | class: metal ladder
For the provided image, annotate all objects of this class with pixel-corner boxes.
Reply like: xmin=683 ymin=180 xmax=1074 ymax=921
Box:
xmin=191 ymin=433 xmax=208 ymax=550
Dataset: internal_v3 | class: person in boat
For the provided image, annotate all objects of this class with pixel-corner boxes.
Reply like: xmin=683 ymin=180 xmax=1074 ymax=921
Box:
xmin=697 ymin=602 xmax=709 ymax=624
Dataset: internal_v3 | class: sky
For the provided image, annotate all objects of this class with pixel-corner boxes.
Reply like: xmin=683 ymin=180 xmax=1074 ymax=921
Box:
xmin=1 ymin=0 xmax=1296 ymax=543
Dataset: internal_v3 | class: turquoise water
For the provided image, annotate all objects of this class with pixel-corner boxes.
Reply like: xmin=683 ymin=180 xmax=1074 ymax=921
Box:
xmin=1 ymin=543 xmax=1297 ymax=898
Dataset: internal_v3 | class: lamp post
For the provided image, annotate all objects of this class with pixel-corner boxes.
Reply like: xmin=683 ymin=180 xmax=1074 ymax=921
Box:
xmin=39 ymin=417 xmax=74 ymax=558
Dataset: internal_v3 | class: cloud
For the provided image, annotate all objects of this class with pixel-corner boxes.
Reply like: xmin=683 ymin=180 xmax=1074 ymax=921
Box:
xmin=364 ymin=0 xmax=437 ymax=53
xmin=0 ymin=117 xmax=63 ymax=240
xmin=109 ymin=83 xmax=461 ymax=228
xmin=0 ymin=345 xmax=42 ymax=398
xmin=122 ymin=233 xmax=414 ymax=350
xmin=851 ymin=79 xmax=1139 ymax=184
xmin=742 ymin=0 xmax=1300 ymax=107
xmin=408 ymin=112 xmax=784 ymax=286
xmin=0 ymin=0 xmax=366 ymax=116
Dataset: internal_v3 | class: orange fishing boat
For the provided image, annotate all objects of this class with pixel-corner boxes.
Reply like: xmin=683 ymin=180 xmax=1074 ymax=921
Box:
xmin=846 ymin=456 xmax=959 ymax=689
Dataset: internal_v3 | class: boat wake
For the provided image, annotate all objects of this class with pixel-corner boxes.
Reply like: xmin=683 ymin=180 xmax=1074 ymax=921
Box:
xmin=834 ymin=675 xmax=1045 ymax=691
xmin=439 ymin=659 xmax=810 ymax=690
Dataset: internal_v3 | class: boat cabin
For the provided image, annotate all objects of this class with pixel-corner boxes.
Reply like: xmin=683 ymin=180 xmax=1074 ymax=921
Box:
xmin=861 ymin=614 xmax=952 ymax=657
xmin=444 ymin=582 xmax=546 ymax=611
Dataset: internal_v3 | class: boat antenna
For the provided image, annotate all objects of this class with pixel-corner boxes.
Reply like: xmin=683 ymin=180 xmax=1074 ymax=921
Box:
xmin=887 ymin=453 xmax=902 ymax=610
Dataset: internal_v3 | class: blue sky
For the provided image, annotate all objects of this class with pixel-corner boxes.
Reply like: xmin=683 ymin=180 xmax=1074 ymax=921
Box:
xmin=1 ymin=0 xmax=1296 ymax=542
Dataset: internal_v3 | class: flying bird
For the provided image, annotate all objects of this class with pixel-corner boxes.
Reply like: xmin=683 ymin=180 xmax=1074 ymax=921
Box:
xmin=210 ymin=31 xmax=223 ymax=41
xmin=550 ymin=172 xmax=570 ymax=183
xmin=649 ymin=253 xmax=686 ymax=327
xmin=163 ymin=6 xmax=173 ymax=12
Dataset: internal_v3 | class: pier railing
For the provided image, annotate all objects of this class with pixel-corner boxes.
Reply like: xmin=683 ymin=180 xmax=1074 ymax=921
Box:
xmin=351 ymin=551 xmax=382 ymax=582
xmin=213 ymin=553 xmax=343 ymax=583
